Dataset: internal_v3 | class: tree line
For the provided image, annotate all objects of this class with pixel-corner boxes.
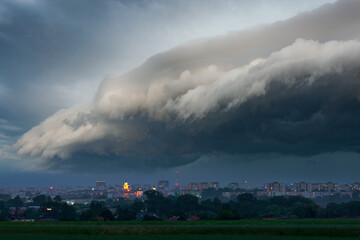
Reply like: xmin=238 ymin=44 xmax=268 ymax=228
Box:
xmin=1 ymin=190 xmax=360 ymax=221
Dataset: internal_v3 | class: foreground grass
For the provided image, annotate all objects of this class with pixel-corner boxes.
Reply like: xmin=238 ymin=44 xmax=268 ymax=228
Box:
xmin=0 ymin=219 xmax=360 ymax=237
xmin=0 ymin=235 xmax=359 ymax=240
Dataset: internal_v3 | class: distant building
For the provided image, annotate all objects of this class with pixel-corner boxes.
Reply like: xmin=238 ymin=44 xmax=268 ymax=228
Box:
xmin=142 ymin=184 xmax=153 ymax=191
xmin=187 ymin=182 xmax=199 ymax=191
xmin=266 ymin=182 xmax=283 ymax=192
xmin=294 ymin=182 xmax=311 ymax=192
xmin=200 ymin=182 xmax=209 ymax=190
xmin=209 ymin=182 xmax=220 ymax=190
xmin=123 ymin=180 xmax=130 ymax=192
xmin=157 ymin=180 xmax=169 ymax=191
xmin=96 ymin=181 xmax=106 ymax=190
xmin=311 ymin=183 xmax=321 ymax=192
xmin=241 ymin=181 xmax=249 ymax=190
xmin=227 ymin=182 xmax=239 ymax=190
xmin=285 ymin=183 xmax=295 ymax=192
xmin=339 ymin=182 xmax=360 ymax=191
xmin=324 ymin=182 xmax=338 ymax=192
xmin=312 ymin=182 xmax=337 ymax=192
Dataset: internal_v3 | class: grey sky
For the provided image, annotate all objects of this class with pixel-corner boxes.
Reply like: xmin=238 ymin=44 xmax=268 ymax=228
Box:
xmin=4 ymin=0 xmax=360 ymax=187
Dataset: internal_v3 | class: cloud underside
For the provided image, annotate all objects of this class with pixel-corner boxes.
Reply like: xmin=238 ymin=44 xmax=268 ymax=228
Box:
xmin=15 ymin=0 xmax=360 ymax=171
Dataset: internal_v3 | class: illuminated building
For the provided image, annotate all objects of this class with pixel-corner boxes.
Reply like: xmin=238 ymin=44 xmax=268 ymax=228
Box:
xmin=157 ymin=180 xmax=169 ymax=191
xmin=200 ymin=182 xmax=209 ymax=190
xmin=174 ymin=170 xmax=180 ymax=196
xmin=266 ymin=182 xmax=283 ymax=192
xmin=312 ymin=182 xmax=338 ymax=192
xmin=187 ymin=182 xmax=199 ymax=191
xmin=123 ymin=180 xmax=130 ymax=192
xmin=135 ymin=187 xmax=143 ymax=197
xmin=294 ymin=182 xmax=310 ymax=192
xmin=209 ymin=182 xmax=220 ymax=190
xmin=285 ymin=183 xmax=295 ymax=192
xmin=339 ymin=182 xmax=360 ymax=191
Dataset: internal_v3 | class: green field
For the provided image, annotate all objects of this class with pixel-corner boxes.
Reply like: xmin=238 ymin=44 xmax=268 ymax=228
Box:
xmin=0 ymin=219 xmax=360 ymax=240
xmin=0 ymin=235 xmax=358 ymax=240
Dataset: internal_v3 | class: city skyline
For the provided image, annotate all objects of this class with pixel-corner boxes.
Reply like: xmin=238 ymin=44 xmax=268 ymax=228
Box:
xmin=2 ymin=178 xmax=360 ymax=200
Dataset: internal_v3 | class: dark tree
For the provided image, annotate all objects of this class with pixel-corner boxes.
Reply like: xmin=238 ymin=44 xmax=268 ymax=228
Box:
xmin=53 ymin=195 xmax=62 ymax=203
xmin=131 ymin=199 xmax=145 ymax=213
xmin=60 ymin=204 xmax=77 ymax=220
xmin=291 ymin=201 xmax=318 ymax=218
xmin=90 ymin=201 xmax=105 ymax=216
xmin=117 ymin=206 xmax=136 ymax=220
xmin=176 ymin=194 xmax=199 ymax=215
xmin=100 ymin=208 xmax=114 ymax=221
xmin=24 ymin=208 xmax=40 ymax=219
xmin=80 ymin=210 xmax=96 ymax=221
xmin=33 ymin=195 xmax=47 ymax=205
xmin=0 ymin=201 xmax=9 ymax=220
xmin=235 ymin=193 xmax=259 ymax=219
xmin=346 ymin=201 xmax=360 ymax=217
xmin=9 ymin=196 xmax=23 ymax=208
xmin=144 ymin=190 xmax=165 ymax=217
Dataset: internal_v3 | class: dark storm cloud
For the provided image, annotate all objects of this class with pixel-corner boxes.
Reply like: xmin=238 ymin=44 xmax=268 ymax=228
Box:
xmin=14 ymin=0 xmax=360 ymax=172
xmin=2 ymin=0 xmax=331 ymax=130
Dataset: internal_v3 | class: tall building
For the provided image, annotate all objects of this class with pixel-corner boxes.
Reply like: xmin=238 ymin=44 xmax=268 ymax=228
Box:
xmin=209 ymin=182 xmax=220 ymax=190
xmin=96 ymin=180 xmax=107 ymax=190
xmin=200 ymin=182 xmax=209 ymax=190
xmin=266 ymin=182 xmax=283 ymax=192
xmin=157 ymin=180 xmax=169 ymax=191
xmin=285 ymin=183 xmax=295 ymax=192
xmin=311 ymin=183 xmax=321 ymax=192
xmin=294 ymin=182 xmax=310 ymax=192
xmin=187 ymin=182 xmax=199 ymax=191
xmin=123 ymin=180 xmax=130 ymax=192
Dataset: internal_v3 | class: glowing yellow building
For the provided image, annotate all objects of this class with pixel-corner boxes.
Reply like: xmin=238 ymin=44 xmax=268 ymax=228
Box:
xmin=123 ymin=180 xmax=130 ymax=192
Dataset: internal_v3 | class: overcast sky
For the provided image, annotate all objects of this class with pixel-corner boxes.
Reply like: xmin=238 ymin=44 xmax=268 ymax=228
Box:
xmin=3 ymin=0 xmax=360 ymax=187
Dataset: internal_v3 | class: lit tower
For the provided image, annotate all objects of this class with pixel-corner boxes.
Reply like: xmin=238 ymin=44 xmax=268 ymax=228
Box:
xmin=123 ymin=180 xmax=130 ymax=192
xmin=174 ymin=170 xmax=180 ymax=197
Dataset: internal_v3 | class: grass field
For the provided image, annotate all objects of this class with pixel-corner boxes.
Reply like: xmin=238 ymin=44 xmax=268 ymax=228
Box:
xmin=0 ymin=235 xmax=359 ymax=240
xmin=0 ymin=219 xmax=360 ymax=239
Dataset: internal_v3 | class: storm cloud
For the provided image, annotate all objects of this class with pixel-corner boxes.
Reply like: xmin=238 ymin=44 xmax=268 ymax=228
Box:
xmin=14 ymin=0 xmax=360 ymax=171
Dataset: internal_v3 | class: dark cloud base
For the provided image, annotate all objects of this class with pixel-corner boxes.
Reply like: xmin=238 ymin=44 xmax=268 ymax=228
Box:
xmin=13 ymin=1 xmax=360 ymax=172
xmin=48 ymin=152 xmax=200 ymax=172
xmin=42 ymin=69 xmax=360 ymax=172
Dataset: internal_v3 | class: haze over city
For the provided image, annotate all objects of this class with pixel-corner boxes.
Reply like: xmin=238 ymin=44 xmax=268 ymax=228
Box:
xmin=1 ymin=0 xmax=360 ymax=187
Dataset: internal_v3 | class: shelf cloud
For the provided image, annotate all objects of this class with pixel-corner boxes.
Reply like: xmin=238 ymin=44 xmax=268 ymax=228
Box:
xmin=14 ymin=0 xmax=360 ymax=171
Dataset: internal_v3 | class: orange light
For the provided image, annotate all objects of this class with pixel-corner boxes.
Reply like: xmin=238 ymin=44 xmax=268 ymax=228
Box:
xmin=50 ymin=186 xmax=53 ymax=190
xmin=123 ymin=181 xmax=130 ymax=192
